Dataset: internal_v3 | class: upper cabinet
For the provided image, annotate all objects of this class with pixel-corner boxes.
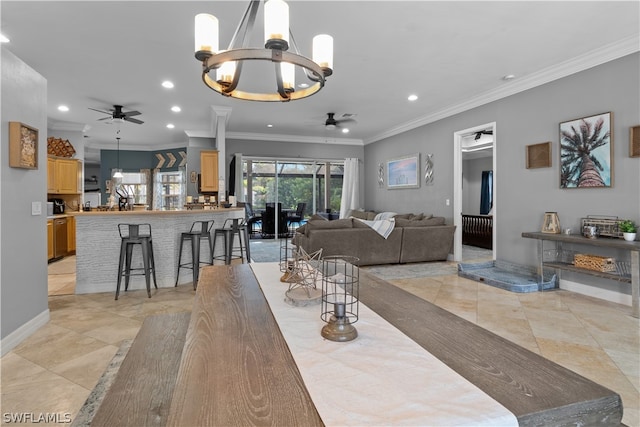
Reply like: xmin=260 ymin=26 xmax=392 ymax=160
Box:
xmin=48 ymin=157 xmax=82 ymax=194
xmin=200 ymin=150 xmax=219 ymax=193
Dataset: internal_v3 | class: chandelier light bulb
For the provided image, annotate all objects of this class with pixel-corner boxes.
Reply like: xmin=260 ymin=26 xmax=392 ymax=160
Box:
xmin=195 ymin=13 xmax=218 ymax=60
xmin=281 ymin=61 xmax=295 ymax=91
xmin=217 ymin=57 xmax=236 ymax=86
xmin=313 ymin=34 xmax=333 ymax=75
xmin=264 ymin=0 xmax=289 ymax=50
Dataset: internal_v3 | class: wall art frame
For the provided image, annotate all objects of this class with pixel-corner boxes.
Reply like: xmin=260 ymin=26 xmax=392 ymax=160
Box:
xmin=525 ymin=141 xmax=552 ymax=169
xmin=630 ymin=125 xmax=640 ymax=157
xmin=9 ymin=121 xmax=38 ymax=169
xmin=559 ymin=112 xmax=613 ymax=189
xmin=387 ymin=153 xmax=420 ymax=189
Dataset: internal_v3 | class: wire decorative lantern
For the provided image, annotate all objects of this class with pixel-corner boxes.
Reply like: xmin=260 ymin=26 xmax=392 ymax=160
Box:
xmin=320 ymin=256 xmax=360 ymax=342
xmin=280 ymin=237 xmax=297 ymax=282
xmin=284 ymin=245 xmax=323 ymax=306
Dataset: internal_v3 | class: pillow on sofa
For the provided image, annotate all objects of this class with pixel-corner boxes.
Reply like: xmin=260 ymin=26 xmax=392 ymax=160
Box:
xmin=304 ymin=218 xmax=353 ymax=235
xmin=395 ymin=217 xmax=445 ymax=227
xmin=310 ymin=213 xmax=328 ymax=221
xmin=411 ymin=213 xmax=432 ymax=220
xmin=374 ymin=211 xmax=398 ymax=221
xmin=347 ymin=210 xmax=369 ymax=220
xmin=394 ymin=213 xmax=413 ymax=220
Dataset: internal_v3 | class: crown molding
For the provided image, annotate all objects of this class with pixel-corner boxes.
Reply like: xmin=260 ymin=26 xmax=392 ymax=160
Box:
xmin=226 ymin=131 xmax=364 ymax=146
xmin=365 ymin=35 xmax=640 ymax=145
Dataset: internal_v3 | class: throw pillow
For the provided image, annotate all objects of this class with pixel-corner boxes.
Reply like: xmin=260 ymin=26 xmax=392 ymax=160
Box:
xmin=374 ymin=211 xmax=398 ymax=221
xmin=347 ymin=209 xmax=369 ymax=220
xmin=394 ymin=213 xmax=414 ymax=220
xmin=395 ymin=217 xmax=445 ymax=227
xmin=310 ymin=213 xmax=328 ymax=221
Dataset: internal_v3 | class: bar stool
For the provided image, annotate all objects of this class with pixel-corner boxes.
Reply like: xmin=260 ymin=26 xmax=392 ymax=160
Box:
xmin=212 ymin=218 xmax=251 ymax=265
xmin=175 ymin=220 xmax=215 ymax=289
xmin=116 ymin=223 xmax=157 ymax=300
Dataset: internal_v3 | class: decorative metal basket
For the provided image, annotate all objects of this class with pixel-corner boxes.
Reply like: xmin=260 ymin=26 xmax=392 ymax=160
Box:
xmin=580 ymin=215 xmax=622 ymax=238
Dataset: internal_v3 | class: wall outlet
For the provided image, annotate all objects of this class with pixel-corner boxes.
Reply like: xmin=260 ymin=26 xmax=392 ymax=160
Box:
xmin=31 ymin=201 xmax=42 ymax=216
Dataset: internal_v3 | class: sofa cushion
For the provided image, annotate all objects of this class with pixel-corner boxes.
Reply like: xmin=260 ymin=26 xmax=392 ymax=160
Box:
xmin=303 ymin=218 xmax=353 ymax=236
xmin=395 ymin=216 xmax=445 ymax=227
xmin=310 ymin=213 xmax=328 ymax=221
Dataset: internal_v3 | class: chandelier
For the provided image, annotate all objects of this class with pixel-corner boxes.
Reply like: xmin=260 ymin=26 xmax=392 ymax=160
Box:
xmin=194 ymin=0 xmax=333 ymax=102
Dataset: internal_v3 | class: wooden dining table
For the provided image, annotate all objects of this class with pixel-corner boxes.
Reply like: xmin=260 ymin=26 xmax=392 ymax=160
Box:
xmin=165 ymin=263 xmax=622 ymax=427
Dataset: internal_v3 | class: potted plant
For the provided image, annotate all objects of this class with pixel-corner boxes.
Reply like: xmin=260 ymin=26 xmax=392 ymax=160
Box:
xmin=619 ymin=220 xmax=637 ymax=241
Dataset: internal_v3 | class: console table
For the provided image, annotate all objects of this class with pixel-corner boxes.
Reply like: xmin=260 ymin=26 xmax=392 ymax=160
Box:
xmin=522 ymin=231 xmax=639 ymax=318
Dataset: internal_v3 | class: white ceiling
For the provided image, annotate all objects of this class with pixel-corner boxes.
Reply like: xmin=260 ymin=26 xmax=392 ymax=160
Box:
xmin=2 ymin=1 xmax=638 ymax=164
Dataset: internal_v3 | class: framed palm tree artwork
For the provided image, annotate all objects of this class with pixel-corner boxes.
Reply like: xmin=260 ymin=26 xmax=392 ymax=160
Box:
xmin=560 ymin=112 xmax=613 ymax=188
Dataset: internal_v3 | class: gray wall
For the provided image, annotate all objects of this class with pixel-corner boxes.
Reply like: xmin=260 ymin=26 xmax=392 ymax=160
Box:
xmin=1 ymin=48 xmax=50 ymax=348
xmin=366 ymin=53 xmax=639 ymax=286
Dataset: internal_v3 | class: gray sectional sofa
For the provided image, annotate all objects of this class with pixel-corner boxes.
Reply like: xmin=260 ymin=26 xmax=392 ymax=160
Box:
xmin=292 ymin=210 xmax=456 ymax=266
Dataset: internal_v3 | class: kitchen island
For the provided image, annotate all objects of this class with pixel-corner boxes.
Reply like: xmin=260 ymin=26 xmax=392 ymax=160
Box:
xmin=73 ymin=208 xmax=244 ymax=294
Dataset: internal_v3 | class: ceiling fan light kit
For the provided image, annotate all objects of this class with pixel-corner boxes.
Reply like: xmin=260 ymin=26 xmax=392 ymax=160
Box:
xmin=194 ymin=0 xmax=333 ymax=102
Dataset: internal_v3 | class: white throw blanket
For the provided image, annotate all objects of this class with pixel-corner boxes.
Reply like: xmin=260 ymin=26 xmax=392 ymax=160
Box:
xmin=353 ymin=217 xmax=395 ymax=239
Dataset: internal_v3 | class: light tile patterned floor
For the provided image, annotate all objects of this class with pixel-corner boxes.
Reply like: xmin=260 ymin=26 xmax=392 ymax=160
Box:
xmin=2 ymin=245 xmax=638 ymax=426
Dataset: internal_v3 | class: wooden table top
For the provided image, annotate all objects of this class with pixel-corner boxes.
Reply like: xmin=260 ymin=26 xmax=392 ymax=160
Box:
xmin=167 ymin=264 xmax=622 ymax=427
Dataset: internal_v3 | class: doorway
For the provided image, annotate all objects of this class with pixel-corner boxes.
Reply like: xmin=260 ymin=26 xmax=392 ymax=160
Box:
xmin=453 ymin=122 xmax=496 ymax=262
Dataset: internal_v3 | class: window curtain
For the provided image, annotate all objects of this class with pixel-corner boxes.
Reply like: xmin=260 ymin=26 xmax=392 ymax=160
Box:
xmin=480 ymin=170 xmax=493 ymax=215
xmin=339 ymin=158 xmax=360 ymax=218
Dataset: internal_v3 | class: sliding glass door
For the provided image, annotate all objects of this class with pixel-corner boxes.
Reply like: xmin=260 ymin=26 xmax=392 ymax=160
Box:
xmin=242 ymin=158 xmax=344 ymax=216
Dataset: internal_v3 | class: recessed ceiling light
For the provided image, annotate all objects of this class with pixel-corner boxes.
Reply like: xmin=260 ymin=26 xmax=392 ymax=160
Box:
xmin=267 ymin=124 xmax=273 ymax=128
xmin=341 ymin=128 xmax=349 ymax=134
xmin=57 ymin=105 xmax=69 ymax=112
xmin=162 ymin=80 xmax=174 ymax=89
xmin=502 ymin=74 xmax=516 ymax=81
xmin=0 ymin=34 xmax=9 ymax=43
xmin=171 ymin=106 xmax=181 ymax=113
xmin=408 ymin=94 xmax=418 ymax=101
xmin=166 ymin=123 xmax=175 ymax=129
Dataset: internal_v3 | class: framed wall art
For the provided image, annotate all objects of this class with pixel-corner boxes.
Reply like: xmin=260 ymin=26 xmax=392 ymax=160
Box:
xmin=526 ymin=141 xmax=551 ymax=169
xmin=9 ymin=121 xmax=38 ymax=169
xmin=387 ymin=153 xmax=420 ymax=189
xmin=630 ymin=125 xmax=640 ymax=157
xmin=559 ymin=112 xmax=612 ymax=188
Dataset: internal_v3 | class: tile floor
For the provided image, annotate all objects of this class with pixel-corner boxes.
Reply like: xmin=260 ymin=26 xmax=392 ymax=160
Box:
xmin=2 ymin=250 xmax=638 ymax=426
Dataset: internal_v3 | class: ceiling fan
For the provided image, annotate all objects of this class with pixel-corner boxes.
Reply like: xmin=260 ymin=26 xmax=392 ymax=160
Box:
xmin=474 ymin=130 xmax=493 ymax=140
xmin=89 ymin=105 xmax=144 ymax=124
xmin=323 ymin=112 xmax=356 ymax=130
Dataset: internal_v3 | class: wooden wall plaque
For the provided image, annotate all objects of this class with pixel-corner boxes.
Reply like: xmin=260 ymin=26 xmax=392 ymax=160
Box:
xmin=526 ymin=141 xmax=551 ymax=169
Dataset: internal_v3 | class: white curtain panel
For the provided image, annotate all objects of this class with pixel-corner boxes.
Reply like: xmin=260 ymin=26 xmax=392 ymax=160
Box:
xmin=340 ymin=157 xmax=360 ymax=218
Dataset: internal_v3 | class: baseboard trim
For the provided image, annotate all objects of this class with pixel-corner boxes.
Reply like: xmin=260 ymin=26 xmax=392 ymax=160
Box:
xmin=1 ymin=309 xmax=50 ymax=357
xmin=560 ymin=279 xmax=631 ymax=307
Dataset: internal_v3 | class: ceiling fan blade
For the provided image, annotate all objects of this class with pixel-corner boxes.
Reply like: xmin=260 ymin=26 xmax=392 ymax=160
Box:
xmin=124 ymin=117 xmax=144 ymax=124
xmin=123 ymin=110 xmax=141 ymax=117
xmin=336 ymin=118 xmax=357 ymax=124
xmin=97 ymin=117 xmax=112 ymax=121
xmin=88 ymin=107 xmax=111 ymax=114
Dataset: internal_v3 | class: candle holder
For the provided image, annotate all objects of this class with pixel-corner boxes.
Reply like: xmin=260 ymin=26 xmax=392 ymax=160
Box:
xmin=280 ymin=237 xmax=297 ymax=282
xmin=320 ymin=256 xmax=360 ymax=342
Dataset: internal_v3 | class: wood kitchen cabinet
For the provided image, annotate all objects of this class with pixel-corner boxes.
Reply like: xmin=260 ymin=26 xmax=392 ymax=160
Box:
xmin=47 ymin=219 xmax=54 ymax=261
xmin=48 ymin=157 xmax=82 ymax=194
xmin=67 ymin=215 xmax=76 ymax=254
xmin=200 ymin=150 xmax=219 ymax=192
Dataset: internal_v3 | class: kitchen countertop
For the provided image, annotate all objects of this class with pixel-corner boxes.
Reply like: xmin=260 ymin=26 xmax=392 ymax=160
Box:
xmin=73 ymin=207 xmax=243 ymax=216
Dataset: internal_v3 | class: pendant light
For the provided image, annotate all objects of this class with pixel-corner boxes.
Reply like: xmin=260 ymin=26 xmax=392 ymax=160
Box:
xmin=113 ymin=137 xmax=123 ymax=178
